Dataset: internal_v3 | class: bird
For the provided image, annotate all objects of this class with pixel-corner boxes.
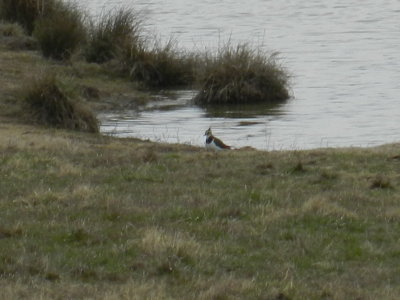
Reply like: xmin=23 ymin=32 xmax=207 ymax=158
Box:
xmin=204 ymin=127 xmax=231 ymax=151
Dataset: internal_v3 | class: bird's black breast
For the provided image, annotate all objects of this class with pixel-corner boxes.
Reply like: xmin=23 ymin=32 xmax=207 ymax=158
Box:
xmin=206 ymin=136 xmax=214 ymax=144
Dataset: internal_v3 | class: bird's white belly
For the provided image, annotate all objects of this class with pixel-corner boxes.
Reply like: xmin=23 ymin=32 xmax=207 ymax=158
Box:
xmin=205 ymin=140 xmax=223 ymax=151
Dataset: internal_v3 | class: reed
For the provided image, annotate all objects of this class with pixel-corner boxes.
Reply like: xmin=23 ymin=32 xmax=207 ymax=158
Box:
xmin=0 ymin=0 xmax=56 ymax=34
xmin=85 ymin=7 xmax=142 ymax=64
xmin=0 ymin=21 xmax=24 ymax=36
xmin=33 ymin=2 xmax=86 ymax=60
xmin=0 ymin=21 xmax=37 ymax=50
xmin=24 ymin=74 xmax=99 ymax=133
xmin=194 ymin=43 xmax=290 ymax=105
xmin=123 ymin=39 xmax=197 ymax=88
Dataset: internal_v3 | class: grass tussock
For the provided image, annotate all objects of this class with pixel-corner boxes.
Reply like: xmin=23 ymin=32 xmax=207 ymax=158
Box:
xmin=0 ymin=21 xmax=24 ymax=36
xmin=33 ymin=2 xmax=86 ymax=60
xmin=84 ymin=7 xmax=196 ymax=88
xmin=85 ymin=7 xmax=142 ymax=64
xmin=24 ymin=74 xmax=99 ymax=132
xmin=302 ymin=196 xmax=357 ymax=218
xmin=124 ymin=39 xmax=197 ymax=88
xmin=194 ymin=43 xmax=290 ymax=105
xmin=370 ymin=175 xmax=393 ymax=189
xmin=0 ymin=0 xmax=57 ymax=34
xmin=0 ymin=21 xmax=37 ymax=50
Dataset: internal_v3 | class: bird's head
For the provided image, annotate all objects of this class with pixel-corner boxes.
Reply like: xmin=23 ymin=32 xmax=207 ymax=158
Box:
xmin=204 ymin=127 xmax=212 ymax=137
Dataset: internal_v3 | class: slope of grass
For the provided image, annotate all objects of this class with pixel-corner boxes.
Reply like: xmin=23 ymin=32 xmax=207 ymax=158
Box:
xmin=0 ymin=39 xmax=149 ymax=122
xmin=1 ymin=122 xmax=400 ymax=299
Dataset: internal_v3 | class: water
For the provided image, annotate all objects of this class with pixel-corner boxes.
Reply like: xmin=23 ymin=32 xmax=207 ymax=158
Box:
xmin=83 ymin=0 xmax=400 ymax=150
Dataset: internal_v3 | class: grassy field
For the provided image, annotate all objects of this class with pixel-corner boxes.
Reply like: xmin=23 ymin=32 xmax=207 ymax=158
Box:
xmin=2 ymin=33 xmax=400 ymax=300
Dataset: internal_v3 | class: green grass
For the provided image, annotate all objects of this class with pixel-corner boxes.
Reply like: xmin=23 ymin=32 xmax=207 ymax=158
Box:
xmin=1 ymin=123 xmax=400 ymax=299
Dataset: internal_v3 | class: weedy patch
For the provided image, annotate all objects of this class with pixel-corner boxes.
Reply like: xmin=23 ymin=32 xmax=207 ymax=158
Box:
xmin=142 ymin=148 xmax=158 ymax=163
xmin=196 ymin=277 xmax=257 ymax=300
xmin=138 ymin=228 xmax=203 ymax=276
xmin=291 ymin=161 xmax=306 ymax=173
xmin=256 ymin=162 xmax=274 ymax=175
xmin=370 ymin=175 xmax=393 ymax=189
xmin=140 ymin=228 xmax=202 ymax=260
xmin=0 ymin=226 xmax=22 ymax=239
xmin=302 ymin=196 xmax=356 ymax=219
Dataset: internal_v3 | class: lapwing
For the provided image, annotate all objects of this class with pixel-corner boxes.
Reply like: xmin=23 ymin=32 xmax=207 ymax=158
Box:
xmin=204 ymin=128 xmax=231 ymax=151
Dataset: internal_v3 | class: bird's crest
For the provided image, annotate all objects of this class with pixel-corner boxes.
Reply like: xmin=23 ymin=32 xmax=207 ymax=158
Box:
xmin=204 ymin=127 xmax=212 ymax=136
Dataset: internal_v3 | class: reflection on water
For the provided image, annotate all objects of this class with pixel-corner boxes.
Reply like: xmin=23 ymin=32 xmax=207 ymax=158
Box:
xmin=202 ymin=102 xmax=287 ymax=119
xmin=99 ymin=91 xmax=280 ymax=150
xmin=84 ymin=0 xmax=400 ymax=150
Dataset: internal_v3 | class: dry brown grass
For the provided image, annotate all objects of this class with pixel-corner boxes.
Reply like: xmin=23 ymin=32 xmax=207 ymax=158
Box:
xmin=302 ymin=196 xmax=357 ymax=218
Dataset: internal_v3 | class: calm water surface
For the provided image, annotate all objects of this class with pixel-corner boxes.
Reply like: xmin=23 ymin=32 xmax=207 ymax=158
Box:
xmin=83 ymin=0 xmax=400 ymax=150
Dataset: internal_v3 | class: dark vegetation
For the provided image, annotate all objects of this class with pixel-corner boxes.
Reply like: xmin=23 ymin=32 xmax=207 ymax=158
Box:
xmin=0 ymin=21 xmax=24 ymax=36
xmin=0 ymin=21 xmax=37 ymax=49
xmin=24 ymin=74 xmax=99 ymax=133
xmin=0 ymin=0 xmax=56 ymax=34
xmin=33 ymin=2 xmax=86 ymax=60
xmin=85 ymin=8 xmax=141 ymax=64
xmin=194 ymin=44 xmax=290 ymax=105
xmin=122 ymin=39 xmax=198 ymax=88
xmin=0 ymin=0 xmax=291 ymax=131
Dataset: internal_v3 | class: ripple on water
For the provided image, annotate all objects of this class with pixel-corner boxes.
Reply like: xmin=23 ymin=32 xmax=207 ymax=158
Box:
xmin=82 ymin=0 xmax=400 ymax=149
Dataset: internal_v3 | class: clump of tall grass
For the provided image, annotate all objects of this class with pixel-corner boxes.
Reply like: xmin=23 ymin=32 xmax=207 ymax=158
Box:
xmin=0 ymin=21 xmax=24 ymax=36
xmin=194 ymin=43 xmax=290 ymax=105
xmin=0 ymin=21 xmax=37 ymax=50
xmin=85 ymin=7 xmax=142 ymax=64
xmin=24 ymin=74 xmax=99 ymax=133
xmin=123 ymin=39 xmax=197 ymax=88
xmin=33 ymin=2 xmax=86 ymax=60
xmin=0 ymin=0 xmax=56 ymax=34
xmin=84 ymin=5 xmax=196 ymax=88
